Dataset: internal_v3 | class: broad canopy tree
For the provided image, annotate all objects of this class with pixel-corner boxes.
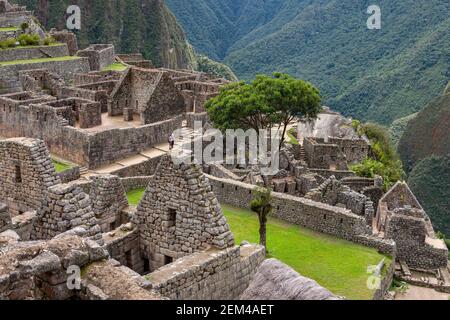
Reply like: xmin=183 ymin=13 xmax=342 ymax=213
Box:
xmin=205 ymin=72 xmax=322 ymax=146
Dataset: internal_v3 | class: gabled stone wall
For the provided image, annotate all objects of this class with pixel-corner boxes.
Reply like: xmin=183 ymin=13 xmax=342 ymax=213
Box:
xmin=31 ymin=183 xmax=102 ymax=243
xmin=136 ymin=156 xmax=235 ymax=271
xmin=0 ymin=138 xmax=60 ymax=216
xmin=90 ymin=174 xmax=128 ymax=232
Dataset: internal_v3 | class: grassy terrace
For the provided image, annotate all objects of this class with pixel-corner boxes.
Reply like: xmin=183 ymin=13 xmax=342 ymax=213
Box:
xmin=125 ymin=188 xmax=390 ymax=300
xmin=102 ymin=62 xmax=128 ymax=71
xmin=52 ymin=158 xmax=74 ymax=173
xmin=127 ymin=187 xmax=146 ymax=206
xmin=0 ymin=56 xmax=80 ymax=66
xmin=0 ymin=43 xmax=64 ymax=51
xmin=287 ymin=128 xmax=299 ymax=145
xmin=0 ymin=27 xmax=19 ymax=32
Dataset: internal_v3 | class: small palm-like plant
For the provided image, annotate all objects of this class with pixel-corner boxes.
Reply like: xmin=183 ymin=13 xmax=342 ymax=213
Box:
xmin=250 ymin=187 xmax=273 ymax=250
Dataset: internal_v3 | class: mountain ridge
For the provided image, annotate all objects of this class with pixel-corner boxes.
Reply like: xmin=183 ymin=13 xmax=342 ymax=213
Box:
xmin=166 ymin=0 xmax=450 ymax=125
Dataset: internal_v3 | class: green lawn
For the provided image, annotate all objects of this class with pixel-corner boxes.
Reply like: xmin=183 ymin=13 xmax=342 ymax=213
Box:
xmin=0 ymin=27 xmax=19 ymax=32
xmin=0 ymin=56 xmax=80 ymax=66
xmin=127 ymin=187 xmax=146 ymax=206
xmin=102 ymin=62 xmax=128 ymax=71
xmin=222 ymin=204 xmax=391 ymax=300
xmin=52 ymin=158 xmax=73 ymax=173
xmin=124 ymin=187 xmax=391 ymax=300
xmin=287 ymin=128 xmax=299 ymax=145
xmin=0 ymin=43 xmax=64 ymax=51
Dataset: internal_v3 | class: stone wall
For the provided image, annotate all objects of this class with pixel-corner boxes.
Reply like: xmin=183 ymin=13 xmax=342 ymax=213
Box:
xmin=89 ymin=174 xmax=128 ymax=232
xmin=49 ymin=29 xmax=78 ymax=55
xmin=376 ymin=182 xmax=448 ymax=269
xmin=86 ymin=116 xmax=182 ymax=169
xmin=0 ymin=57 xmax=90 ymax=94
xmin=207 ymin=175 xmax=395 ymax=255
xmin=386 ymin=213 xmax=448 ymax=269
xmin=77 ymin=44 xmax=115 ymax=71
xmin=110 ymin=156 xmax=163 ymax=178
xmin=136 ymin=156 xmax=235 ymax=271
xmin=149 ymin=244 xmax=265 ymax=300
xmin=303 ymin=137 xmax=345 ymax=170
xmin=120 ymin=176 xmax=153 ymax=192
xmin=186 ymin=112 xmax=209 ymax=129
xmin=103 ymin=227 xmax=144 ymax=274
xmin=109 ymin=68 xmax=186 ymax=125
xmin=57 ymin=166 xmax=81 ymax=183
xmin=0 ymin=232 xmax=110 ymax=300
xmin=0 ymin=10 xmax=31 ymax=29
xmin=0 ymin=138 xmax=60 ymax=216
xmin=0 ymin=102 xmax=91 ymax=166
xmin=31 ymin=183 xmax=102 ymax=243
xmin=0 ymin=100 xmax=181 ymax=169
xmin=329 ymin=137 xmax=369 ymax=165
xmin=0 ymin=44 xmax=69 ymax=63
xmin=0 ymin=202 xmax=11 ymax=232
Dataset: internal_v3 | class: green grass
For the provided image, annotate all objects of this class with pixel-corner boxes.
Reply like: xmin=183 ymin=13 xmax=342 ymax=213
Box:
xmin=52 ymin=158 xmax=73 ymax=173
xmin=123 ymin=187 xmax=391 ymax=299
xmin=287 ymin=128 xmax=299 ymax=145
xmin=0 ymin=56 xmax=80 ymax=66
xmin=0 ymin=43 xmax=64 ymax=51
xmin=126 ymin=187 xmax=146 ymax=207
xmin=222 ymin=204 xmax=391 ymax=300
xmin=102 ymin=62 xmax=128 ymax=71
xmin=0 ymin=27 xmax=19 ymax=32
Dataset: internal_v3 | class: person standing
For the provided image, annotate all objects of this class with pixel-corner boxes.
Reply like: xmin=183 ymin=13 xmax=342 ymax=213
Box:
xmin=168 ymin=133 xmax=175 ymax=150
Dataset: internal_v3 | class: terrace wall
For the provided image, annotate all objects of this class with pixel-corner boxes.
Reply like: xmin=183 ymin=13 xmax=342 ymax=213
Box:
xmin=86 ymin=116 xmax=182 ymax=168
xmin=0 ymin=100 xmax=181 ymax=169
xmin=207 ymin=175 xmax=395 ymax=255
xmin=0 ymin=57 xmax=90 ymax=93
xmin=0 ymin=11 xmax=31 ymax=28
xmin=77 ymin=44 xmax=115 ymax=71
xmin=150 ymin=245 xmax=265 ymax=300
xmin=0 ymin=44 xmax=69 ymax=62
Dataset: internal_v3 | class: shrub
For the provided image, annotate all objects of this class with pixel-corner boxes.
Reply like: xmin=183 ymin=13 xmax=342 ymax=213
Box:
xmin=17 ymin=33 xmax=40 ymax=46
xmin=351 ymin=158 xmax=404 ymax=191
xmin=43 ymin=36 xmax=56 ymax=46
xmin=0 ymin=38 xmax=18 ymax=49
xmin=351 ymin=121 xmax=405 ymax=190
xmin=20 ymin=22 xmax=29 ymax=31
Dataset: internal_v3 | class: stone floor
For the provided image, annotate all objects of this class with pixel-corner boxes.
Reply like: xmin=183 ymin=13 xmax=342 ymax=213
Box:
xmin=395 ymin=285 xmax=450 ymax=300
xmin=76 ymin=113 xmax=142 ymax=132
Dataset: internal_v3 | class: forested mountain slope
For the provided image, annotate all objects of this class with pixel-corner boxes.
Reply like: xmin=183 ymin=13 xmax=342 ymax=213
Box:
xmin=167 ymin=0 xmax=450 ymax=124
xmin=16 ymin=0 xmax=197 ymax=69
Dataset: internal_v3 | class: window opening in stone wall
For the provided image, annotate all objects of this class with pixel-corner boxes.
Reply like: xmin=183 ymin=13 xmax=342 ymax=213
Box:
xmin=164 ymin=255 xmax=173 ymax=265
xmin=15 ymin=164 xmax=22 ymax=183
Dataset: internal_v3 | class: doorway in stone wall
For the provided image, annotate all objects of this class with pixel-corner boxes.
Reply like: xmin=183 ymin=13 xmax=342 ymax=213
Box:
xmin=168 ymin=208 xmax=176 ymax=227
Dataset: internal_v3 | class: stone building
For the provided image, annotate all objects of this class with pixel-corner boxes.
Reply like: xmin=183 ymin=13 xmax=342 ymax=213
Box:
xmin=375 ymin=182 xmax=448 ymax=269
xmin=0 ymin=138 xmax=60 ymax=216
xmin=109 ymin=67 xmax=186 ymax=124
xmin=136 ymin=155 xmax=235 ymax=271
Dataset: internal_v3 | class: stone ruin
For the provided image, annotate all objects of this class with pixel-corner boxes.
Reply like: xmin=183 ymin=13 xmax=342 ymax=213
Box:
xmin=136 ymin=155 xmax=235 ymax=271
xmin=0 ymin=1 xmax=228 ymax=172
xmin=0 ymin=137 xmax=265 ymax=300
xmin=0 ymin=1 xmax=448 ymax=300
xmin=375 ymin=182 xmax=448 ymax=270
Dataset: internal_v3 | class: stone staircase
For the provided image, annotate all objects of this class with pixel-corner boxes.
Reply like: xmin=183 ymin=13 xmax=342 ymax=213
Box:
xmin=299 ymin=145 xmax=307 ymax=163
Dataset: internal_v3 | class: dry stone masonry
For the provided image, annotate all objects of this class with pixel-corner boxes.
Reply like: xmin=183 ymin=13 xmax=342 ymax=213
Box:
xmin=0 ymin=0 xmax=447 ymax=300
xmin=136 ymin=155 xmax=235 ymax=271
